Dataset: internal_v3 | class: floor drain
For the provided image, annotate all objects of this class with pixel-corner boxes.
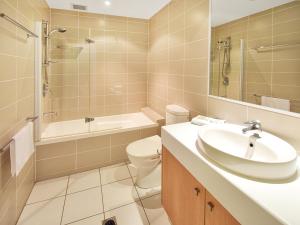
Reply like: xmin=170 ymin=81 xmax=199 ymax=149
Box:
xmin=102 ymin=216 xmax=117 ymax=225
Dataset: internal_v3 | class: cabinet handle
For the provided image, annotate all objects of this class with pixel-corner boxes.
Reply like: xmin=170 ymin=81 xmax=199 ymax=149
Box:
xmin=207 ymin=201 xmax=215 ymax=212
xmin=194 ymin=187 xmax=201 ymax=196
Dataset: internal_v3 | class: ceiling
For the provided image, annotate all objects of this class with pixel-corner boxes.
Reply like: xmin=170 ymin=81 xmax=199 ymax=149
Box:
xmin=212 ymin=0 xmax=294 ymax=27
xmin=46 ymin=0 xmax=171 ymax=19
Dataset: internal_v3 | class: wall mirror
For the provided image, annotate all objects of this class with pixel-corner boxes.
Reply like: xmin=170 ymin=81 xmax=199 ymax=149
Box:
xmin=209 ymin=0 xmax=300 ymax=114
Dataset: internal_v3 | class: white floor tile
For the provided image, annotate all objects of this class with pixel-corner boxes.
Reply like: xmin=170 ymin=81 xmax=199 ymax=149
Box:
xmin=142 ymin=195 xmax=171 ymax=225
xmin=27 ymin=176 xmax=68 ymax=204
xmin=68 ymin=169 xmax=101 ymax=194
xmin=100 ymin=164 xmax=131 ymax=185
xmin=136 ymin=186 xmax=161 ymax=200
xmin=104 ymin=202 xmax=149 ymax=225
xmin=127 ymin=163 xmax=137 ymax=177
xmin=17 ymin=197 xmax=65 ymax=225
xmin=62 ymin=187 xmax=103 ymax=225
xmin=68 ymin=214 xmax=104 ymax=225
xmin=102 ymin=178 xmax=139 ymax=211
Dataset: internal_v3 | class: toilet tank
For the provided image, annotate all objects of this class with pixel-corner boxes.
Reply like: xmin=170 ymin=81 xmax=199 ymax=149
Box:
xmin=165 ymin=105 xmax=190 ymax=125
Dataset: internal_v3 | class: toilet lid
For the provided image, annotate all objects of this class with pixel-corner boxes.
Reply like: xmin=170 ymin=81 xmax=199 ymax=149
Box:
xmin=127 ymin=135 xmax=162 ymax=158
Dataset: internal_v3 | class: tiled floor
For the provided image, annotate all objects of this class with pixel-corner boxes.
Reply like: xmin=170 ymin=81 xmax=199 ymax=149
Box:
xmin=17 ymin=162 xmax=171 ymax=225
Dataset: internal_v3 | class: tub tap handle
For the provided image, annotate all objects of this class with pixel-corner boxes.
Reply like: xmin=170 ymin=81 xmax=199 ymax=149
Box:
xmin=85 ymin=117 xmax=95 ymax=123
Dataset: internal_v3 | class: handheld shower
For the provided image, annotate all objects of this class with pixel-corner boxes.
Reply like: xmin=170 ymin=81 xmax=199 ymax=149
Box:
xmin=47 ymin=27 xmax=67 ymax=37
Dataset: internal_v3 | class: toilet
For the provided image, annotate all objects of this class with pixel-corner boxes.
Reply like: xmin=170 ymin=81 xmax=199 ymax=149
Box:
xmin=127 ymin=105 xmax=189 ymax=188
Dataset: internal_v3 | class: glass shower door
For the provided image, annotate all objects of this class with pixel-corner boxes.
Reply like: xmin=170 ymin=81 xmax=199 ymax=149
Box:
xmin=44 ymin=28 xmax=91 ymax=137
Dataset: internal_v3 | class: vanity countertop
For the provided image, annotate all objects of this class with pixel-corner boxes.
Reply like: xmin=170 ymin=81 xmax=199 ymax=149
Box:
xmin=162 ymin=122 xmax=300 ymax=225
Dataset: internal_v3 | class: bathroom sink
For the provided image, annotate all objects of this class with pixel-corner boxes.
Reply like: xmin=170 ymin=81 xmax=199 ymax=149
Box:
xmin=197 ymin=124 xmax=298 ymax=180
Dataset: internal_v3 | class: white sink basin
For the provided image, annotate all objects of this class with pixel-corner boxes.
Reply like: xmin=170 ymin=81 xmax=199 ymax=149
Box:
xmin=197 ymin=123 xmax=298 ymax=180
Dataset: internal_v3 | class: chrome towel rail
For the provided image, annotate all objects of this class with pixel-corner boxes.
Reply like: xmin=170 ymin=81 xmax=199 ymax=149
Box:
xmin=0 ymin=139 xmax=14 ymax=154
xmin=0 ymin=116 xmax=39 ymax=154
xmin=0 ymin=13 xmax=38 ymax=38
xmin=252 ymin=43 xmax=300 ymax=52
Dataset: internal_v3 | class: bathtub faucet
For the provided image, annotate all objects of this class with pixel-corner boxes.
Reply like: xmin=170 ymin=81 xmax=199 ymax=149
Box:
xmin=85 ymin=117 xmax=94 ymax=123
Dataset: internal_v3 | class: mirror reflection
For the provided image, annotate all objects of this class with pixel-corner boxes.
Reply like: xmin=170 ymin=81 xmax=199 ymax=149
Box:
xmin=210 ymin=0 xmax=300 ymax=113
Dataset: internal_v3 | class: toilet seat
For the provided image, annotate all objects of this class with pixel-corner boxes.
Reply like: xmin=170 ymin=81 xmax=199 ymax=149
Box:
xmin=127 ymin=135 xmax=162 ymax=159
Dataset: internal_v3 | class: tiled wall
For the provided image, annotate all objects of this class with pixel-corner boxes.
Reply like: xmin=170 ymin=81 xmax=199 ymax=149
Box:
xmin=45 ymin=9 xmax=149 ymax=122
xmin=150 ymin=0 xmax=300 ymax=153
xmin=147 ymin=0 xmax=209 ymax=117
xmin=0 ymin=0 xmax=49 ymax=224
xmin=211 ymin=1 xmax=300 ymax=113
xmin=35 ymin=126 xmax=159 ymax=180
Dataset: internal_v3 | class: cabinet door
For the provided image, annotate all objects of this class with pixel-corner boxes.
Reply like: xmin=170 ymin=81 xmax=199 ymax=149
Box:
xmin=162 ymin=147 xmax=205 ymax=225
xmin=205 ymin=191 xmax=240 ymax=225
xmin=182 ymin=163 xmax=205 ymax=225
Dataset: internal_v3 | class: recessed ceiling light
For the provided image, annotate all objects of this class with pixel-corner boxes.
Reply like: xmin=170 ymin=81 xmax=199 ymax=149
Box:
xmin=104 ymin=0 xmax=111 ymax=6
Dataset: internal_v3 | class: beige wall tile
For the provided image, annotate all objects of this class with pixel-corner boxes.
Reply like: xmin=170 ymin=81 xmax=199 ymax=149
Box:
xmin=0 ymin=178 xmax=17 ymax=225
xmin=77 ymin=148 xmax=110 ymax=169
xmin=0 ymin=0 xmax=49 ymax=218
xmin=273 ymin=60 xmax=300 ymax=73
xmin=0 ymin=55 xmax=17 ymax=81
xmin=79 ymin=15 xmax=105 ymax=29
xmin=128 ymin=21 xmax=148 ymax=33
xmin=36 ymin=141 xmax=76 ymax=160
xmin=36 ymin=155 xmax=76 ymax=180
xmin=0 ymin=1 xmax=17 ymax=56
xmin=140 ymin=127 xmax=160 ymax=138
xmin=0 ymin=81 xmax=17 ymax=109
xmin=51 ymin=13 xmax=78 ymax=27
xmin=0 ymin=104 xmax=18 ymax=135
xmin=16 ymin=155 xmax=34 ymax=189
xmin=16 ymin=165 xmax=34 ymax=215
xmin=184 ymin=76 xmax=208 ymax=95
xmin=77 ymin=136 xmax=110 ymax=152
xmin=111 ymin=130 xmax=140 ymax=146
xmin=207 ymin=97 xmax=248 ymax=124
xmin=110 ymin=145 xmax=128 ymax=163
xmin=0 ymin=149 xmax=13 ymax=190
xmin=274 ymin=19 xmax=300 ymax=36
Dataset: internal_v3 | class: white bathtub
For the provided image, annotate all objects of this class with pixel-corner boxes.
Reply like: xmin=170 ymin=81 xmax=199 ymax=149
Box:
xmin=39 ymin=112 xmax=158 ymax=145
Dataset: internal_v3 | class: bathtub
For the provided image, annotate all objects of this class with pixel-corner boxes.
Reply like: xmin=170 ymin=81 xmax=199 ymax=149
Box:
xmin=35 ymin=112 xmax=160 ymax=180
xmin=39 ymin=112 xmax=158 ymax=144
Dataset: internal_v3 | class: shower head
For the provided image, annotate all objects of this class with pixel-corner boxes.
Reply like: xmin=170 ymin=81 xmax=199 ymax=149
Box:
xmin=47 ymin=27 xmax=67 ymax=37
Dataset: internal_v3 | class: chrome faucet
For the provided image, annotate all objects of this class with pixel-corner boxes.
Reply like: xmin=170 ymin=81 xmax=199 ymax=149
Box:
xmin=242 ymin=120 xmax=262 ymax=133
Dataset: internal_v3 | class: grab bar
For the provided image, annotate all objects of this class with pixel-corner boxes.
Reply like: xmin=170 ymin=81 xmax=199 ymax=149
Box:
xmin=0 ymin=13 xmax=38 ymax=38
xmin=0 ymin=116 xmax=39 ymax=154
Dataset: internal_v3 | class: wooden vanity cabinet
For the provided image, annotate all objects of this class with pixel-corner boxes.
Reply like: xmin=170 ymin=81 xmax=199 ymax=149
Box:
xmin=162 ymin=147 xmax=205 ymax=225
xmin=162 ymin=147 xmax=240 ymax=225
